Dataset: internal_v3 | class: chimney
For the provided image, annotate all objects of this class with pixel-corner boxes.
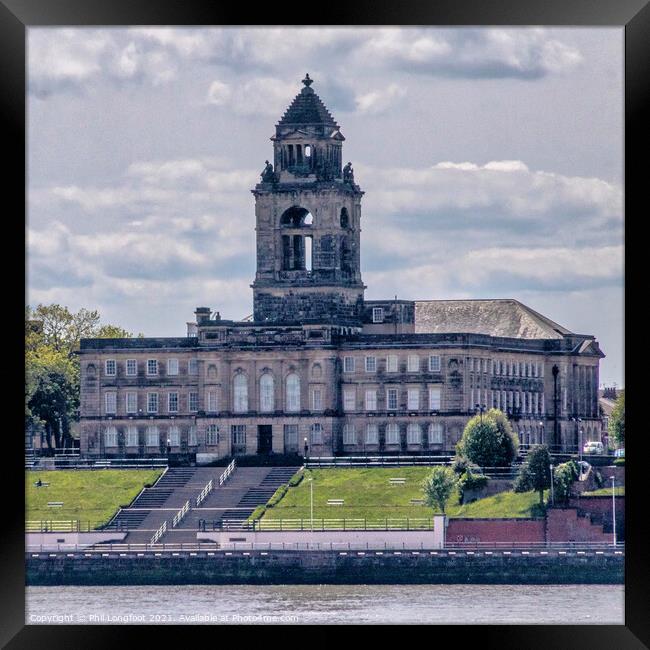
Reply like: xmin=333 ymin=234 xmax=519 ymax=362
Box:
xmin=194 ymin=307 xmax=211 ymax=324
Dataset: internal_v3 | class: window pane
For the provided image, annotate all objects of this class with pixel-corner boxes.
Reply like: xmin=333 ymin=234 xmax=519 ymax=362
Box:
xmin=260 ymin=373 xmax=275 ymax=412
xmin=233 ymin=375 xmax=248 ymax=413
xmin=286 ymin=373 xmax=300 ymax=412
xmin=429 ymin=387 xmax=441 ymax=410
xmin=126 ymin=359 xmax=137 ymax=376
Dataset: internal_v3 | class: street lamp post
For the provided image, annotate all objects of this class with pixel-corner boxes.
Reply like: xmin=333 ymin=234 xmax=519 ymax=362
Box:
xmin=610 ymin=475 xmax=616 ymax=546
xmin=549 ymin=463 xmax=554 ymax=506
xmin=475 ymin=403 xmax=487 ymax=423
xmin=308 ymin=476 xmax=314 ymax=533
xmin=538 ymin=421 xmax=544 ymax=447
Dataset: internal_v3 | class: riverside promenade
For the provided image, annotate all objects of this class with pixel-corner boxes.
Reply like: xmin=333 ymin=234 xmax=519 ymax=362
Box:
xmin=26 ymin=544 xmax=624 ymax=585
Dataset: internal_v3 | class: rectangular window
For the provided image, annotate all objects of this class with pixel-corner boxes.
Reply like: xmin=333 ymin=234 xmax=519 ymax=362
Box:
xmin=386 ymin=355 xmax=398 ymax=373
xmin=540 ymin=363 xmax=545 ymax=378
xmin=231 ymin=424 xmax=246 ymax=446
xmin=147 ymin=359 xmax=158 ymax=376
xmin=189 ymin=392 xmax=199 ymax=412
xmin=147 ymin=392 xmax=158 ymax=414
xmin=365 ymin=389 xmax=377 ymax=411
xmin=407 ymin=423 xmax=421 ymax=444
xmin=310 ymin=423 xmax=323 ymax=444
xmin=188 ymin=425 xmax=197 ymax=447
xmin=343 ymin=356 xmax=355 ymax=373
xmin=366 ymin=423 xmax=379 ymax=444
xmin=365 ymin=356 xmax=377 ymax=373
xmin=386 ymin=388 xmax=399 ymax=411
xmin=207 ymin=424 xmax=220 ymax=446
xmin=428 ymin=355 xmax=441 ymax=372
xmin=386 ymin=423 xmax=400 ymax=444
xmin=311 ymin=388 xmax=323 ymax=412
xmin=168 ymin=426 xmax=180 ymax=447
xmin=540 ymin=393 xmax=545 ymax=414
xmin=407 ymin=355 xmax=419 ymax=372
xmin=126 ymin=392 xmax=137 ymax=414
xmin=126 ymin=359 xmax=137 ymax=376
xmin=284 ymin=424 xmax=299 ymax=446
xmin=343 ymin=424 xmax=356 ymax=445
xmin=105 ymin=392 xmax=117 ymax=414
xmin=514 ymin=392 xmax=520 ymax=409
xmin=429 ymin=387 xmax=441 ymax=411
xmin=167 ymin=359 xmax=179 ymax=376
xmin=105 ymin=359 xmax=116 ymax=376
xmin=533 ymin=392 xmax=539 ymax=414
xmin=104 ymin=426 xmax=118 ymax=447
xmin=343 ymin=388 xmax=356 ymax=412
xmin=146 ymin=426 xmax=159 ymax=447
xmin=168 ymin=392 xmax=178 ymax=413
xmin=188 ymin=358 xmax=199 ymax=375
xmin=372 ymin=307 xmax=384 ymax=323
xmin=407 ymin=388 xmax=420 ymax=410
xmin=429 ymin=422 xmax=443 ymax=444
xmin=207 ymin=391 xmax=218 ymax=413
xmin=126 ymin=426 xmax=138 ymax=447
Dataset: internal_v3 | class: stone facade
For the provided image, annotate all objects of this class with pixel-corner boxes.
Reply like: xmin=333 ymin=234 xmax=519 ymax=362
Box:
xmin=78 ymin=76 xmax=604 ymax=459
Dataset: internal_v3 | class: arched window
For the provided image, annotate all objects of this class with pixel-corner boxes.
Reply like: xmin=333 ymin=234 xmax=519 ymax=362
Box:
xmin=286 ymin=373 xmax=301 ymax=412
xmin=280 ymin=206 xmax=311 ymax=227
xmin=340 ymin=207 xmax=349 ymax=228
xmin=233 ymin=374 xmax=248 ymax=413
xmin=259 ymin=373 xmax=275 ymax=412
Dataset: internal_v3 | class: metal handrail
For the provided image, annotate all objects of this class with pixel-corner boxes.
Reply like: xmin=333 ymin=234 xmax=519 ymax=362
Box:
xmin=196 ymin=480 xmax=213 ymax=507
xmin=150 ymin=520 xmax=167 ymax=544
xmin=219 ymin=460 xmax=236 ymax=486
xmin=172 ymin=501 xmax=191 ymax=528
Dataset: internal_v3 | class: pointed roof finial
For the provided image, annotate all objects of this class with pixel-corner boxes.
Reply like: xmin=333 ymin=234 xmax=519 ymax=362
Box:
xmin=302 ymin=73 xmax=313 ymax=87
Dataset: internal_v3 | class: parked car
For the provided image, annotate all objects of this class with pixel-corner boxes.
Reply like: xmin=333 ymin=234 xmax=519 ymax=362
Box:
xmin=583 ymin=441 xmax=604 ymax=455
xmin=614 ymin=448 xmax=625 ymax=458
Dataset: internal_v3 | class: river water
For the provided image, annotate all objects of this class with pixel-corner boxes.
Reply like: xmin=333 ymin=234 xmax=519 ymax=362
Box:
xmin=26 ymin=584 xmax=624 ymax=625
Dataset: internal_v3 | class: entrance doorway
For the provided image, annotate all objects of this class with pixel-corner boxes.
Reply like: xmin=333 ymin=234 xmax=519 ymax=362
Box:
xmin=257 ymin=425 xmax=273 ymax=454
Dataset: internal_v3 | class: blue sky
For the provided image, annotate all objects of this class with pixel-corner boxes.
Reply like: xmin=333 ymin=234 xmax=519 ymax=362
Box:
xmin=27 ymin=27 xmax=623 ymax=386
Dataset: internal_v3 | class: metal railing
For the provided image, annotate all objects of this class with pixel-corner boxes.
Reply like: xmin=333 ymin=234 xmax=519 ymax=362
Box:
xmin=150 ymin=521 xmax=167 ymax=544
xmin=196 ymin=480 xmax=213 ymax=507
xmin=219 ymin=460 xmax=236 ymax=486
xmin=25 ymin=520 xmax=109 ymax=533
xmin=172 ymin=501 xmax=191 ymax=528
xmin=218 ymin=517 xmax=436 ymax=532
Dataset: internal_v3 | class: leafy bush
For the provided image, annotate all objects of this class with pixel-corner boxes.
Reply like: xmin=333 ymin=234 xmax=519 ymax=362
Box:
xmin=422 ymin=466 xmax=457 ymax=514
xmin=248 ymin=505 xmax=266 ymax=522
xmin=553 ymin=461 xmax=579 ymax=504
xmin=613 ymin=457 xmax=625 ymax=466
xmin=514 ymin=445 xmax=552 ymax=505
xmin=266 ymin=484 xmax=288 ymax=508
xmin=451 ymin=456 xmax=479 ymax=476
xmin=456 ymin=409 xmax=518 ymax=468
xmin=457 ymin=471 xmax=489 ymax=504
xmin=288 ymin=471 xmax=304 ymax=487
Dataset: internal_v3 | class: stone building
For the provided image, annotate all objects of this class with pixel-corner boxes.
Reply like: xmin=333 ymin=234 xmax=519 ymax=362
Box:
xmin=78 ymin=75 xmax=604 ymax=461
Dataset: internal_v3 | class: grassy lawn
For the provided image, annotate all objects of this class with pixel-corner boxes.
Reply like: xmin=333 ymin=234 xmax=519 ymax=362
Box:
xmin=26 ymin=469 xmax=163 ymax=527
xmin=581 ymin=486 xmax=625 ymax=497
xmin=258 ymin=467 xmax=546 ymax=525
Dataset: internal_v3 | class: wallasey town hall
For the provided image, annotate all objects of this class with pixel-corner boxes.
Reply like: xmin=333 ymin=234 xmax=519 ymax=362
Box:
xmin=78 ymin=75 xmax=604 ymax=461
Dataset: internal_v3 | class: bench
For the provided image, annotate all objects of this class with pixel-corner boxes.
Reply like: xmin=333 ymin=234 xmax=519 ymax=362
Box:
xmin=327 ymin=499 xmax=345 ymax=506
xmin=389 ymin=478 xmax=406 ymax=485
xmin=47 ymin=502 xmax=64 ymax=507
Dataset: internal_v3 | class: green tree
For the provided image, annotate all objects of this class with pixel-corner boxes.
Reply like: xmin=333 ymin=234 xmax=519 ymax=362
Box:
xmin=25 ymin=304 xmax=134 ymax=450
xmin=456 ymin=409 xmax=519 ymax=467
xmin=514 ymin=445 xmax=552 ymax=506
xmin=608 ymin=391 xmax=625 ymax=447
xmin=553 ymin=460 xmax=579 ymax=504
xmin=422 ymin=466 xmax=457 ymax=514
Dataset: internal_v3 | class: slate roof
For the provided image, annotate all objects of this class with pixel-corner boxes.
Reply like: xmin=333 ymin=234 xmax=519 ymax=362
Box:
xmin=278 ymin=76 xmax=339 ymax=128
xmin=414 ymin=299 xmax=574 ymax=340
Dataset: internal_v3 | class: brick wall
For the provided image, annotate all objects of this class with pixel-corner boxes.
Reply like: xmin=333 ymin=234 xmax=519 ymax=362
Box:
xmin=446 ymin=518 xmax=545 ymax=544
xmin=546 ymin=508 xmax=610 ymax=543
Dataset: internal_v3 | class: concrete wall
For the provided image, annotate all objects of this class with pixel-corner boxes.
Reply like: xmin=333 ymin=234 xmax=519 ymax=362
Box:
xmin=198 ymin=518 xmax=445 ymax=550
xmin=26 ymin=532 xmax=127 ymax=550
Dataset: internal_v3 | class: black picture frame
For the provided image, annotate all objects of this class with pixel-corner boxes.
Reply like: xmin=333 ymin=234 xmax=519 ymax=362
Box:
xmin=3 ymin=0 xmax=646 ymax=645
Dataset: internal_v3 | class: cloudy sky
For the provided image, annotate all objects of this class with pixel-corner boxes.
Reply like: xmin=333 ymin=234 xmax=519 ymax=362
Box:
xmin=27 ymin=27 xmax=624 ymax=386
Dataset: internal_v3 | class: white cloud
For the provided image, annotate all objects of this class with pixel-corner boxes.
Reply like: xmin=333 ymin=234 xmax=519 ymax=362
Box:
xmin=355 ymin=83 xmax=406 ymax=115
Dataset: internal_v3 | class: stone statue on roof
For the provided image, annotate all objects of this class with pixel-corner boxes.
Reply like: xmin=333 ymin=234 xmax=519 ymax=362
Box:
xmin=261 ymin=160 xmax=275 ymax=183
xmin=343 ymin=161 xmax=354 ymax=184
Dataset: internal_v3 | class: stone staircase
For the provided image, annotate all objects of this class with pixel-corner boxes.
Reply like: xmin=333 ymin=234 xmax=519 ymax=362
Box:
xmin=93 ymin=465 xmax=300 ymax=546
